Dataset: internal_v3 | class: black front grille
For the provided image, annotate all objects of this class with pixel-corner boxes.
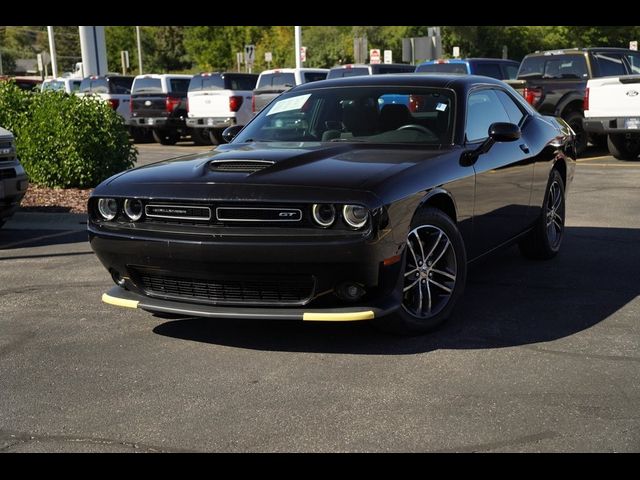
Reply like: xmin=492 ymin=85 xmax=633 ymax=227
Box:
xmin=135 ymin=271 xmax=315 ymax=306
xmin=0 ymin=168 xmax=16 ymax=179
xmin=209 ymin=160 xmax=274 ymax=173
xmin=216 ymin=207 xmax=302 ymax=222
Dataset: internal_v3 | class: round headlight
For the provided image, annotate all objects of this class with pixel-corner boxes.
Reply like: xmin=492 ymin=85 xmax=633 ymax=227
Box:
xmin=124 ymin=198 xmax=143 ymax=221
xmin=311 ymin=204 xmax=336 ymax=228
xmin=97 ymin=198 xmax=118 ymax=221
xmin=343 ymin=204 xmax=369 ymax=229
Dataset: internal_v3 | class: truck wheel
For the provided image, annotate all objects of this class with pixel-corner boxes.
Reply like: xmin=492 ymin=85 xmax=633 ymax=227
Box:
xmin=607 ymin=133 xmax=640 ymax=160
xmin=208 ymin=129 xmax=223 ymax=145
xmin=564 ymin=111 xmax=587 ymax=157
xmin=130 ymin=127 xmax=152 ymax=144
xmin=191 ymin=129 xmax=212 ymax=146
xmin=152 ymin=129 xmax=180 ymax=146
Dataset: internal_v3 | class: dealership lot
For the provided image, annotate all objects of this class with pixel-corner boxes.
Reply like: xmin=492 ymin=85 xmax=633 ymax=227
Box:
xmin=0 ymin=146 xmax=638 ymax=452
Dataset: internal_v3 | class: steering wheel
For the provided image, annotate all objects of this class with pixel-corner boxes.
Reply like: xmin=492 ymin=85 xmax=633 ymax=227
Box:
xmin=397 ymin=124 xmax=432 ymax=134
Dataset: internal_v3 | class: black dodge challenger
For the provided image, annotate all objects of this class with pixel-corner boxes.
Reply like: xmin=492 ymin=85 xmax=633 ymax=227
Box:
xmin=89 ymin=74 xmax=575 ymax=334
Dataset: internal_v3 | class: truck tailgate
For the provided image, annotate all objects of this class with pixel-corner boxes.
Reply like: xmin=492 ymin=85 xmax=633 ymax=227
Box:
xmin=188 ymin=91 xmax=232 ymax=118
xmin=131 ymin=94 xmax=168 ymax=118
xmin=586 ymin=76 xmax=640 ymax=118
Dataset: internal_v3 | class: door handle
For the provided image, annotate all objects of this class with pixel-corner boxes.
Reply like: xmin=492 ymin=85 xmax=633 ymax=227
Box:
xmin=519 ymin=143 xmax=530 ymax=154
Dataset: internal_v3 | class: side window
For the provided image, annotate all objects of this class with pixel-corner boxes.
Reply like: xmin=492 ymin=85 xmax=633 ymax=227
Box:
xmin=503 ymin=64 xmax=519 ymax=80
xmin=466 ymin=89 xmax=511 ymax=142
xmin=474 ymin=63 xmax=503 ymax=79
xmin=624 ymin=52 xmax=640 ymax=74
xmin=495 ymin=90 xmax=525 ymax=125
xmin=593 ymin=52 xmax=626 ymax=77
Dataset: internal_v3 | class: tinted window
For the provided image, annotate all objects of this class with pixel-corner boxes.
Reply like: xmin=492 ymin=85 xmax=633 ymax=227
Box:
xmin=625 ymin=52 xmax=640 ymax=74
xmin=593 ymin=52 xmax=626 ymax=77
xmin=235 ymin=86 xmax=455 ymax=145
xmin=518 ymin=54 xmax=588 ymax=79
xmin=303 ymin=72 xmax=328 ymax=83
xmin=473 ymin=63 xmax=503 ymax=79
xmin=466 ymin=89 xmax=510 ymax=142
xmin=224 ymin=74 xmax=257 ymax=90
xmin=132 ymin=77 xmax=162 ymax=94
xmin=43 ymin=80 xmax=65 ymax=91
xmin=504 ymin=64 xmax=519 ymax=80
xmin=375 ymin=65 xmax=413 ymax=74
xmin=79 ymin=78 xmax=109 ymax=93
xmin=256 ymin=73 xmax=296 ymax=89
xmin=415 ymin=63 xmax=469 ymax=74
xmin=495 ymin=90 xmax=524 ymax=125
xmin=108 ymin=77 xmax=133 ymax=94
xmin=169 ymin=79 xmax=190 ymax=93
xmin=326 ymin=68 xmax=370 ymax=79
xmin=79 ymin=78 xmax=92 ymax=92
xmin=70 ymin=80 xmax=81 ymax=92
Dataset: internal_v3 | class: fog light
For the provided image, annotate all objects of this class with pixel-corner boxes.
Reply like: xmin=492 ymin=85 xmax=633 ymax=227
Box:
xmin=97 ymin=198 xmax=118 ymax=220
xmin=110 ymin=270 xmax=126 ymax=287
xmin=312 ymin=203 xmax=336 ymax=228
xmin=124 ymin=198 xmax=143 ymax=221
xmin=335 ymin=282 xmax=366 ymax=302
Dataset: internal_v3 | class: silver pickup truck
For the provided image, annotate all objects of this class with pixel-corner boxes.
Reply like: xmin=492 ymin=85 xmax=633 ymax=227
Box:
xmin=0 ymin=127 xmax=29 ymax=228
xmin=584 ymin=75 xmax=640 ymax=160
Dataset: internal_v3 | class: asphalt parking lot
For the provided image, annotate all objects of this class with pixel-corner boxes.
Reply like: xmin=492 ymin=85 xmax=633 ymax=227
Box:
xmin=0 ymin=144 xmax=638 ymax=452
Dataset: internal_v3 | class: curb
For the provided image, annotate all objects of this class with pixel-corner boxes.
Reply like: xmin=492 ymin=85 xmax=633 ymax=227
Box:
xmin=4 ymin=212 xmax=88 ymax=231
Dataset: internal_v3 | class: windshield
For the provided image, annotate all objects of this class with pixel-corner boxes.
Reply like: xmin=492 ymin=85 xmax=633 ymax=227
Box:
xmin=518 ymin=55 xmax=588 ymax=79
xmin=234 ymin=86 xmax=455 ymax=145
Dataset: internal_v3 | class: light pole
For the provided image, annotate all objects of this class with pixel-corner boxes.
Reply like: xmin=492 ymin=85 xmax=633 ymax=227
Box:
xmin=295 ymin=26 xmax=302 ymax=69
xmin=136 ymin=26 xmax=143 ymax=74
xmin=47 ymin=26 xmax=58 ymax=78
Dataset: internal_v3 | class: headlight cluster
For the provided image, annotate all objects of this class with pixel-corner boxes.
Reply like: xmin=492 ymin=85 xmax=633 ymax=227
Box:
xmin=311 ymin=203 xmax=369 ymax=230
xmin=95 ymin=198 xmax=144 ymax=222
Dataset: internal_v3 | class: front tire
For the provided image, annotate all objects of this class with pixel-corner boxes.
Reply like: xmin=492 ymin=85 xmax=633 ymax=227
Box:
xmin=607 ymin=133 xmax=640 ymax=160
xmin=519 ymin=169 xmax=565 ymax=260
xmin=375 ymin=207 xmax=467 ymax=335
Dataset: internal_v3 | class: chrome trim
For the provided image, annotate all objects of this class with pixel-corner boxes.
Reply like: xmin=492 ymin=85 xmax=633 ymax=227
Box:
xmin=216 ymin=207 xmax=302 ymax=222
xmin=210 ymin=159 xmax=274 ymax=167
xmin=145 ymin=204 xmax=212 ymax=221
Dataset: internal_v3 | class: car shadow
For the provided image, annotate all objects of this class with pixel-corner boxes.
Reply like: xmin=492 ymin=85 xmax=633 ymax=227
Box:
xmin=153 ymin=226 xmax=640 ymax=354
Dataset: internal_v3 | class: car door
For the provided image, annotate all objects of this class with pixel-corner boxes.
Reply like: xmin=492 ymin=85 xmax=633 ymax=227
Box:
xmin=466 ymin=88 xmax=534 ymax=255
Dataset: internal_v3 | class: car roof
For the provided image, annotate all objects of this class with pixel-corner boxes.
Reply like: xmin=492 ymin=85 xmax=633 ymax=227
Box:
xmin=259 ymin=68 xmax=329 ymax=75
xmin=419 ymin=58 xmax=519 ymax=65
xmin=524 ymin=47 xmax=638 ymax=57
xmin=293 ymin=73 xmax=505 ymax=91
xmin=133 ymin=74 xmax=193 ymax=79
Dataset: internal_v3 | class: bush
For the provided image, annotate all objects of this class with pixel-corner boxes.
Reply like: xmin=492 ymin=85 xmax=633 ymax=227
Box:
xmin=0 ymin=80 xmax=136 ymax=188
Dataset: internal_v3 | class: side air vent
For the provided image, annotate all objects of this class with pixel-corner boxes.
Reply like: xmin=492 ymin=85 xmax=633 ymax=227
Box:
xmin=209 ymin=159 xmax=274 ymax=173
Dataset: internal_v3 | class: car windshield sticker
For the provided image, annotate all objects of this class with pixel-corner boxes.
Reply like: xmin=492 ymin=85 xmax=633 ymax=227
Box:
xmin=267 ymin=94 xmax=312 ymax=116
xmin=436 ymin=103 xmax=447 ymax=112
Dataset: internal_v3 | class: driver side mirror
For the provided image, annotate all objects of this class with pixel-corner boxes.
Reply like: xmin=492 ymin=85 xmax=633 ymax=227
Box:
xmin=461 ymin=122 xmax=521 ymax=166
xmin=221 ymin=125 xmax=244 ymax=143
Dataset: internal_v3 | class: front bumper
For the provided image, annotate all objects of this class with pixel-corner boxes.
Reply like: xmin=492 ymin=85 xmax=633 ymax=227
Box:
xmin=0 ymin=167 xmax=29 ymax=220
xmin=129 ymin=117 xmax=186 ymax=129
xmin=103 ymin=286 xmax=399 ymax=321
xmin=186 ymin=117 xmax=237 ymax=130
xmin=583 ymin=117 xmax=640 ymax=134
xmin=89 ymin=218 xmax=404 ymax=319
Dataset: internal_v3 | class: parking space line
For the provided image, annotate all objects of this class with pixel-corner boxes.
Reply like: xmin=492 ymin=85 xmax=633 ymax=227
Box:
xmin=0 ymin=230 xmax=79 ymax=250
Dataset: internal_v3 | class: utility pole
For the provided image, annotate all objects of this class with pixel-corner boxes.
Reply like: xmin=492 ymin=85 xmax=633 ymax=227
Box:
xmin=295 ymin=26 xmax=302 ymax=69
xmin=47 ymin=26 xmax=58 ymax=78
xmin=79 ymin=26 xmax=108 ymax=76
xmin=136 ymin=26 xmax=143 ymax=74
xmin=0 ymin=49 xmax=3 ymax=76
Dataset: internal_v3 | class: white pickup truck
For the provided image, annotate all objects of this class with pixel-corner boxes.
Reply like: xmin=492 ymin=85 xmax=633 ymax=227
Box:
xmin=583 ymin=75 xmax=640 ymax=159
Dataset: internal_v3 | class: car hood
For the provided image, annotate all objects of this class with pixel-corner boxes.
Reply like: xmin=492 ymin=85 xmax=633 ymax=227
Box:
xmin=103 ymin=142 xmax=450 ymax=197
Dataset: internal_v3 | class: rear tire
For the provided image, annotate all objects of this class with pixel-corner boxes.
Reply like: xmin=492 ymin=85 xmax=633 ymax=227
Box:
xmin=564 ymin=111 xmax=587 ymax=157
xmin=152 ymin=129 xmax=180 ymax=145
xmin=130 ymin=127 xmax=152 ymax=144
xmin=519 ymin=169 xmax=565 ymax=260
xmin=191 ymin=128 xmax=212 ymax=146
xmin=607 ymin=133 xmax=640 ymax=160
xmin=374 ymin=207 xmax=467 ymax=335
xmin=208 ymin=129 xmax=223 ymax=145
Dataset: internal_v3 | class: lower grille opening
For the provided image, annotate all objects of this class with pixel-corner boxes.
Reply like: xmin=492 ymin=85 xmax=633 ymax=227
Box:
xmin=132 ymin=269 xmax=315 ymax=306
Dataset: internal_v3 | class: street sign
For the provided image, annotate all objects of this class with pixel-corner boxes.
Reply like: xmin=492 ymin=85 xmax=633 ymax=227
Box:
xmin=370 ymin=49 xmax=381 ymax=65
xmin=453 ymin=46 xmax=460 ymax=58
xmin=383 ymin=50 xmax=392 ymax=64
xmin=244 ymin=44 xmax=256 ymax=65
xmin=631 ymin=41 xmax=638 ymax=51
xmin=300 ymin=46 xmax=307 ymax=63
xmin=37 ymin=53 xmax=43 ymax=72
xmin=265 ymin=51 xmax=272 ymax=63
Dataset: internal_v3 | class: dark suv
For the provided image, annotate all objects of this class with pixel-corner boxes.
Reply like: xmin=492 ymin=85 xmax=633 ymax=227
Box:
xmin=415 ymin=58 xmax=520 ymax=80
xmin=516 ymin=48 xmax=640 ymax=154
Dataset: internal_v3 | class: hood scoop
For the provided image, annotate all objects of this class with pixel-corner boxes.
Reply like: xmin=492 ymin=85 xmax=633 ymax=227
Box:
xmin=209 ymin=159 xmax=274 ymax=173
